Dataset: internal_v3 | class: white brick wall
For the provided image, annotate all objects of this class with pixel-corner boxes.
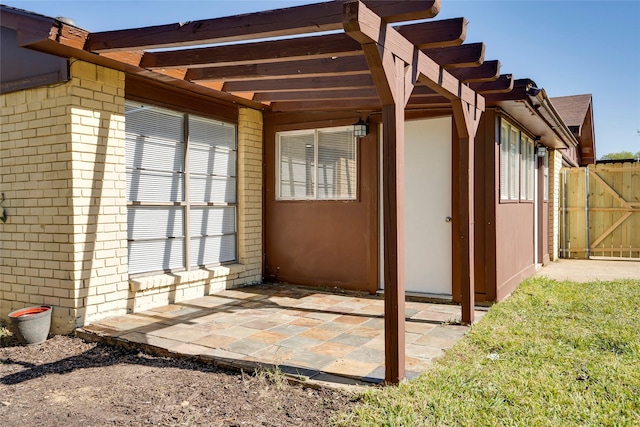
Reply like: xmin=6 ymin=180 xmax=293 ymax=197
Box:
xmin=1 ymin=60 xmax=126 ymax=332
xmin=68 ymin=61 xmax=128 ymax=326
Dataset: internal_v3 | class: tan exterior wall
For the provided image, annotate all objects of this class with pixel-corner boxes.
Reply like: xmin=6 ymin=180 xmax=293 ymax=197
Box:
xmin=1 ymin=60 xmax=264 ymax=333
xmin=70 ymin=61 xmax=128 ymax=326
xmin=548 ymin=148 xmax=563 ymax=261
xmin=0 ymin=59 xmax=127 ymax=333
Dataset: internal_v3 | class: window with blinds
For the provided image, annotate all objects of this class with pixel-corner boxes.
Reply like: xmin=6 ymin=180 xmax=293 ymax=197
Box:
xmin=500 ymin=118 xmax=522 ymax=201
xmin=520 ymin=135 xmax=535 ymax=201
xmin=277 ymin=126 xmax=357 ymax=200
xmin=500 ymin=118 xmax=538 ymax=202
xmin=125 ymin=101 xmax=237 ymax=275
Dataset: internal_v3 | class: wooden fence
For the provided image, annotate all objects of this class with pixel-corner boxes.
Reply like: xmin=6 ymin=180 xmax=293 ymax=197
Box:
xmin=561 ymin=162 xmax=640 ymax=259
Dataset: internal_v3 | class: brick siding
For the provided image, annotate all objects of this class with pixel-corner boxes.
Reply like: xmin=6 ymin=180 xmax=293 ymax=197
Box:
xmin=1 ymin=60 xmax=264 ymax=333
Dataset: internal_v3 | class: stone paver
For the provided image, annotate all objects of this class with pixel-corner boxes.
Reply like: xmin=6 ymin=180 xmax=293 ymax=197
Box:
xmin=80 ymin=283 xmax=485 ymax=386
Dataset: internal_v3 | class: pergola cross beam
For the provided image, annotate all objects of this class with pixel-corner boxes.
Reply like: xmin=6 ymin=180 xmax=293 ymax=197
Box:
xmin=87 ymin=0 xmax=442 ymax=53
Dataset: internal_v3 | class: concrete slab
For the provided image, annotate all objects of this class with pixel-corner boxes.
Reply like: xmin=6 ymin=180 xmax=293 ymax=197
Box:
xmin=535 ymin=259 xmax=640 ymax=283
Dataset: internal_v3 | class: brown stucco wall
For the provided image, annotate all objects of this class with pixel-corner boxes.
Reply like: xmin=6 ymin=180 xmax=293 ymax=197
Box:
xmin=264 ymin=115 xmax=378 ymax=293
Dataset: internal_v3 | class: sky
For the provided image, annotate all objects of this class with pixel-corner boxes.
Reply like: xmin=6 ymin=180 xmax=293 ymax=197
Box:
xmin=3 ymin=0 xmax=639 ymax=158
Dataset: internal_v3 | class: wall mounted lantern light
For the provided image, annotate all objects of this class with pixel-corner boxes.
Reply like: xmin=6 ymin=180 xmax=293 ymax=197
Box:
xmin=354 ymin=118 xmax=369 ymax=138
xmin=536 ymin=145 xmax=547 ymax=158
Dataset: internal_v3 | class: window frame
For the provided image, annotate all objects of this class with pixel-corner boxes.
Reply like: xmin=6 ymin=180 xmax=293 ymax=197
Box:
xmin=500 ymin=117 xmax=538 ymax=203
xmin=125 ymin=100 xmax=238 ymax=276
xmin=275 ymin=125 xmax=358 ymax=201
xmin=500 ymin=118 xmax=520 ymax=201
xmin=520 ymin=134 xmax=535 ymax=201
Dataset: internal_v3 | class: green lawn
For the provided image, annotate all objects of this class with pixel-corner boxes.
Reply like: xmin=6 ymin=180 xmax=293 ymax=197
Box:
xmin=336 ymin=277 xmax=640 ymax=426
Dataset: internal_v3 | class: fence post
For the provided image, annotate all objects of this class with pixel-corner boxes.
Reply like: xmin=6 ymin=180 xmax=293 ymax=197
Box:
xmin=585 ymin=166 xmax=590 ymax=259
xmin=562 ymin=168 xmax=568 ymax=258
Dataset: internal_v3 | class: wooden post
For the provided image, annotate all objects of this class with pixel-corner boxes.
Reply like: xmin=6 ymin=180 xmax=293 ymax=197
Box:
xmin=459 ymin=134 xmax=475 ymax=324
xmin=452 ymin=99 xmax=480 ymax=325
xmin=343 ymin=0 xmax=485 ymax=379
xmin=381 ymin=65 xmax=407 ymax=382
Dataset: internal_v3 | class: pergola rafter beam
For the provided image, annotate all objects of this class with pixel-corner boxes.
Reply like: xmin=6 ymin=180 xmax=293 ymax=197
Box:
xmin=254 ymin=88 xmax=380 ymax=102
xmin=396 ymin=17 xmax=467 ymax=49
xmin=87 ymin=0 xmax=441 ymax=53
xmin=185 ymin=45 xmax=493 ymax=85
xmin=185 ymin=56 xmax=371 ymax=82
xmin=449 ymin=60 xmax=500 ymax=83
xmin=470 ymin=73 xmax=514 ymax=94
xmin=140 ymin=33 xmax=363 ymax=70
xmin=423 ymin=42 xmax=485 ymax=69
xmin=270 ymin=99 xmax=383 ymax=111
xmin=222 ymin=74 xmax=374 ymax=92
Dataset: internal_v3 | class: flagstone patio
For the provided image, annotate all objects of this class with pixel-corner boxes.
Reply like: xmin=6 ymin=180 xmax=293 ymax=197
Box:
xmin=78 ymin=283 xmax=486 ymax=386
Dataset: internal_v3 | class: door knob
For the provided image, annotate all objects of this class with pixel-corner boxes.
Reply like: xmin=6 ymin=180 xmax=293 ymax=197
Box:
xmin=445 ymin=216 xmax=452 ymax=222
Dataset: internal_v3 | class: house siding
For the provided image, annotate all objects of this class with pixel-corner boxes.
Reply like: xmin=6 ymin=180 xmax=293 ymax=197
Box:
xmin=1 ymin=60 xmax=264 ymax=334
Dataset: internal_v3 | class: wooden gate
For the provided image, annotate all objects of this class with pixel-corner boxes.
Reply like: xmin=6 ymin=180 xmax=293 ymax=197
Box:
xmin=561 ymin=162 xmax=640 ymax=259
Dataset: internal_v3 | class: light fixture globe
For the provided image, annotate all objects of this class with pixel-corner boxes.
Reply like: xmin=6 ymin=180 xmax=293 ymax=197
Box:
xmin=354 ymin=118 xmax=369 ymax=138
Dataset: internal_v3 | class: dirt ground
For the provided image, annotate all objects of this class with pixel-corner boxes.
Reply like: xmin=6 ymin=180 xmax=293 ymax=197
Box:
xmin=0 ymin=334 xmax=358 ymax=426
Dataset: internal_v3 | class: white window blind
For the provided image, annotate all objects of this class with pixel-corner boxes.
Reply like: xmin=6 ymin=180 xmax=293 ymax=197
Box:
xmin=279 ymin=132 xmax=315 ymax=199
xmin=500 ymin=118 xmax=539 ymax=202
xmin=188 ymin=116 xmax=237 ymax=204
xmin=125 ymin=104 xmax=184 ymax=203
xmin=190 ymin=207 xmax=236 ymax=267
xmin=509 ymin=127 xmax=520 ymax=200
xmin=125 ymin=101 xmax=237 ymax=275
xmin=317 ymin=128 xmax=357 ymax=200
xmin=500 ymin=122 xmax=510 ymax=200
xmin=277 ymin=126 xmax=356 ymax=200
xmin=521 ymin=135 xmax=534 ymax=201
xmin=127 ymin=206 xmax=185 ymax=274
xmin=500 ymin=118 xmax=523 ymax=201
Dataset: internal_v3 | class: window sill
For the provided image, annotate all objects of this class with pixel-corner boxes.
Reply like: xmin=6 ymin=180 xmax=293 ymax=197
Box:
xmin=129 ymin=263 xmax=246 ymax=292
xmin=499 ymin=198 xmax=520 ymax=204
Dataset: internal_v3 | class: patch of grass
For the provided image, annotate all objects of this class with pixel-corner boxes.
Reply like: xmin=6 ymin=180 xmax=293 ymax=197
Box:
xmin=1 ymin=321 xmax=17 ymax=347
xmin=254 ymin=367 xmax=291 ymax=390
xmin=335 ymin=277 xmax=640 ymax=426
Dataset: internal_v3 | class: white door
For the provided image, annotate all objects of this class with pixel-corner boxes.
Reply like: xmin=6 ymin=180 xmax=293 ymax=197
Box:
xmin=379 ymin=116 xmax=453 ymax=296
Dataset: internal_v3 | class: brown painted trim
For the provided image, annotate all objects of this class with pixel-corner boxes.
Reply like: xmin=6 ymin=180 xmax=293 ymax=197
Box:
xmin=126 ymin=74 xmax=238 ymax=123
xmin=485 ymin=111 xmax=498 ymax=302
xmin=451 ymin=123 xmax=461 ymax=303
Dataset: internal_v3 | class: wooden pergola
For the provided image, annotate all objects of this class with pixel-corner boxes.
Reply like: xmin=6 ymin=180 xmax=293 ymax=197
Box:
xmin=5 ymin=0 xmax=516 ymax=384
